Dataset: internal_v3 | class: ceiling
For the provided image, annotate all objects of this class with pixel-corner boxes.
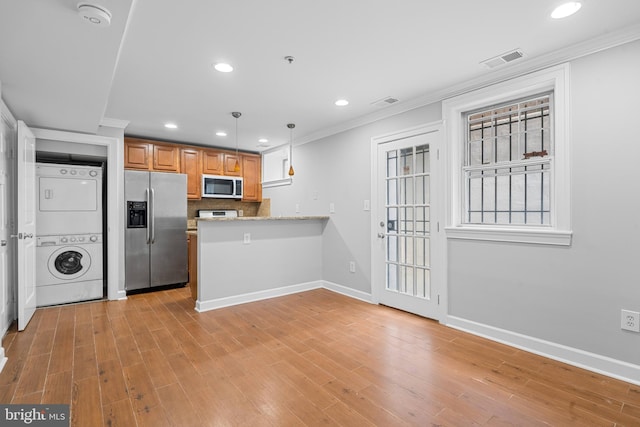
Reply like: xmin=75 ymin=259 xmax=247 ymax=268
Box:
xmin=1 ymin=1 xmax=640 ymax=152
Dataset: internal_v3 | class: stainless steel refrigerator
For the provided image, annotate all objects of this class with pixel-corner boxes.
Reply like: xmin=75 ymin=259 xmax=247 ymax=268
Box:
xmin=125 ymin=170 xmax=188 ymax=291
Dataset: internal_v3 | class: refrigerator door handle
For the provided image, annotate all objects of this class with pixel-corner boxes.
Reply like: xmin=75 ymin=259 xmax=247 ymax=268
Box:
xmin=150 ymin=188 xmax=156 ymax=244
xmin=145 ymin=188 xmax=151 ymax=244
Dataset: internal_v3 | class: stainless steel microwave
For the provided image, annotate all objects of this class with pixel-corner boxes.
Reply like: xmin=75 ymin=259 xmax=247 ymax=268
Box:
xmin=201 ymin=174 xmax=243 ymax=199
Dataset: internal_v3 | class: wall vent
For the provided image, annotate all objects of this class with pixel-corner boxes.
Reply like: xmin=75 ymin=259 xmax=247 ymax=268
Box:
xmin=481 ymin=49 xmax=524 ymax=69
xmin=371 ymin=96 xmax=399 ymax=108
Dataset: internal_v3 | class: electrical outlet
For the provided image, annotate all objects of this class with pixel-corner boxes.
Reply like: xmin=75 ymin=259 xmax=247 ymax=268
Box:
xmin=621 ymin=309 xmax=640 ymax=332
xmin=329 ymin=203 xmax=335 ymax=213
xmin=243 ymin=233 xmax=251 ymax=244
xmin=295 ymin=203 xmax=300 ymax=213
xmin=349 ymin=261 xmax=356 ymax=273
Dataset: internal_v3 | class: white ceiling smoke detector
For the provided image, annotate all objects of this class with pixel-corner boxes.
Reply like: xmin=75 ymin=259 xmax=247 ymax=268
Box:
xmin=77 ymin=3 xmax=112 ymax=27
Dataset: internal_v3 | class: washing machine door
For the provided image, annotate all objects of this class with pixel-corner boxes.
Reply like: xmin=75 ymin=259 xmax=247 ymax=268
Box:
xmin=48 ymin=246 xmax=92 ymax=280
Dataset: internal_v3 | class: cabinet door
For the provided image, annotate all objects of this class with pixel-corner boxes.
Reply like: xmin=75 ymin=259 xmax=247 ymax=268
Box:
xmin=153 ymin=144 xmax=180 ymax=172
xmin=242 ymin=154 xmax=262 ymax=202
xmin=124 ymin=139 xmax=150 ymax=170
xmin=181 ymin=148 xmax=201 ymax=200
xmin=202 ymin=150 xmax=223 ymax=175
xmin=223 ymin=153 xmax=242 ymax=176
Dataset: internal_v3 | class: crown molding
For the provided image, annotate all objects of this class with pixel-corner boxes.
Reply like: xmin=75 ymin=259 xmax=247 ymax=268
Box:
xmin=296 ymin=22 xmax=640 ymax=147
xmin=100 ymin=117 xmax=130 ymax=129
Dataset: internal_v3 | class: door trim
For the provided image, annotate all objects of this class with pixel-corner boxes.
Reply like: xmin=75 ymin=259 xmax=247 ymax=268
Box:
xmin=370 ymin=121 xmax=446 ymax=321
xmin=31 ymin=127 xmax=124 ymax=301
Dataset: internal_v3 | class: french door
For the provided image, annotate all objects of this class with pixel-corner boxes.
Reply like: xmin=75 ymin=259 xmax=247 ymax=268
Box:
xmin=374 ymin=128 xmax=442 ymax=319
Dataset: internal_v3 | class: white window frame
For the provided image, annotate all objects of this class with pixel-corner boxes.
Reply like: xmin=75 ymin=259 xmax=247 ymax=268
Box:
xmin=443 ymin=64 xmax=572 ymax=246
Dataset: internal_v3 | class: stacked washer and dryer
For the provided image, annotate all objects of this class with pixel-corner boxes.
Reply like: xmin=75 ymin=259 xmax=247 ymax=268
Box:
xmin=35 ymin=163 xmax=104 ymax=306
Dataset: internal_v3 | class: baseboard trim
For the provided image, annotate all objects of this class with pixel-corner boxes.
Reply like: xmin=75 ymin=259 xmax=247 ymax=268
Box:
xmin=195 ymin=281 xmax=325 ymax=312
xmin=0 ymin=347 xmax=7 ymax=374
xmin=446 ymin=315 xmax=640 ymax=387
xmin=321 ymin=280 xmax=374 ymax=304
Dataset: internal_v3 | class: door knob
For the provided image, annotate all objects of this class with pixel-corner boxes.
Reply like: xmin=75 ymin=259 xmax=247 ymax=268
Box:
xmin=1 ymin=240 xmax=6 ymax=247
xmin=24 ymin=233 xmax=33 ymax=239
xmin=377 ymin=233 xmax=386 ymax=239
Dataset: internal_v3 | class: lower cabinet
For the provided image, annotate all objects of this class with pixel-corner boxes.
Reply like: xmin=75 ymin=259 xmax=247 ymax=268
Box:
xmin=187 ymin=234 xmax=198 ymax=300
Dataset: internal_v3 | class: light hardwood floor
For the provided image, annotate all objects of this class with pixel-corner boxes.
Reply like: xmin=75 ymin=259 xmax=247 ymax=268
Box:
xmin=1 ymin=286 xmax=638 ymax=426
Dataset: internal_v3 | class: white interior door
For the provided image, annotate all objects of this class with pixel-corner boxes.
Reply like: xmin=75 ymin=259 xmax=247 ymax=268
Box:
xmin=17 ymin=121 xmax=36 ymax=330
xmin=374 ymin=130 xmax=442 ymax=319
xmin=0 ymin=123 xmax=9 ymax=332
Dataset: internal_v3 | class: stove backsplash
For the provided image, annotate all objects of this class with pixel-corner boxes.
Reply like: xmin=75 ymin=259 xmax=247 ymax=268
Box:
xmin=187 ymin=198 xmax=270 ymax=220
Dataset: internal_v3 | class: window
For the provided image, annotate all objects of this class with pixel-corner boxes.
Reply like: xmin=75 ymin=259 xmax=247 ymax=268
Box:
xmin=464 ymin=93 xmax=552 ymax=225
xmin=443 ymin=64 xmax=572 ymax=245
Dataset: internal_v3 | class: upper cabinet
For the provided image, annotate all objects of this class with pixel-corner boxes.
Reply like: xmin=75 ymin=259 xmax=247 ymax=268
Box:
xmin=124 ymin=138 xmax=150 ymax=170
xmin=125 ymin=137 xmax=262 ymax=202
xmin=223 ymin=153 xmax=242 ymax=176
xmin=242 ymin=153 xmax=262 ymax=202
xmin=124 ymin=137 xmax=179 ymax=172
xmin=152 ymin=144 xmax=180 ymax=172
xmin=180 ymin=148 xmax=201 ymax=200
xmin=202 ymin=150 xmax=223 ymax=175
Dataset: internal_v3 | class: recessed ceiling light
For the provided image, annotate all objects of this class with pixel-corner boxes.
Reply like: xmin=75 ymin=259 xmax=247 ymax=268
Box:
xmin=215 ymin=131 xmax=227 ymax=137
xmin=258 ymin=138 xmax=269 ymax=143
xmin=335 ymin=99 xmax=349 ymax=107
xmin=164 ymin=123 xmax=177 ymax=129
xmin=214 ymin=63 xmax=233 ymax=73
xmin=551 ymin=2 xmax=582 ymax=19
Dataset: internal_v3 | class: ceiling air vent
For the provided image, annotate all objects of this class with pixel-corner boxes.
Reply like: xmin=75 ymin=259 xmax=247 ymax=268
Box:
xmin=481 ymin=49 xmax=524 ymax=69
xmin=371 ymin=96 xmax=399 ymax=108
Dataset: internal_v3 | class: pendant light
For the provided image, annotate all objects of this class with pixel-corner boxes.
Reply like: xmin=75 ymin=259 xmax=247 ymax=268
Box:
xmin=232 ymin=112 xmax=241 ymax=172
xmin=287 ymin=123 xmax=295 ymax=176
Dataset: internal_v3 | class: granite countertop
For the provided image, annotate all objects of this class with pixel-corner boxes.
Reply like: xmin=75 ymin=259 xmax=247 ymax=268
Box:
xmin=196 ymin=216 xmax=330 ymax=222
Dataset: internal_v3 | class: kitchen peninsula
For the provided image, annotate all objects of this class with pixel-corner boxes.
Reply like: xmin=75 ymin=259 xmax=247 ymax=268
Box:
xmin=194 ymin=216 xmax=329 ymax=312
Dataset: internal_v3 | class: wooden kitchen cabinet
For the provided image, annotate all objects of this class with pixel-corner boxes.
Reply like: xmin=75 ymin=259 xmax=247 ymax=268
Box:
xmin=223 ymin=153 xmax=242 ymax=176
xmin=180 ymin=148 xmax=201 ymax=200
xmin=125 ymin=137 xmax=263 ymax=202
xmin=202 ymin=149 xmax=224 ymax=175
xmin=152 ymin=143 xmax=180 ymax=172
xmin=124 ymin=138 xmax=151 ymax=170
xmin=242 ymin=154 xmax=262 ymax=202
xmin=124 ymin=137 xmax=180 ymax=172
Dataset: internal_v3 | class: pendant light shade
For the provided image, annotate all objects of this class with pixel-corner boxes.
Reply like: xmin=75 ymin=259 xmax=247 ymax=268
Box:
xmin=287 ymin=123 xmax=295 ymax=176
xmin=232 ymin=112 xmax=241 ymax=172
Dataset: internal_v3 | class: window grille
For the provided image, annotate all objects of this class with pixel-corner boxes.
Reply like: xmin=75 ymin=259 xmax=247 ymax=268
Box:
xmin=463 ymin=93 xmax=553 ymax=225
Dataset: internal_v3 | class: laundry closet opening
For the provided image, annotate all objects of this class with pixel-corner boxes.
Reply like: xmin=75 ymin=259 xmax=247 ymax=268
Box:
xmin=35 ymin=139 xmax=108 ymax=307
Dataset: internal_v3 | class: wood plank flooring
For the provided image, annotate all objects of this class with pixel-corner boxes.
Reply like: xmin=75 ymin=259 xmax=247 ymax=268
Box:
xmin=1 ymin=287 xmax=638 ymax=426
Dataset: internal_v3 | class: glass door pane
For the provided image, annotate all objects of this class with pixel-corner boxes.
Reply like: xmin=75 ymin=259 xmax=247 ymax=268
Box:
xmin=385 ymin=144 xmax=431 ymax=299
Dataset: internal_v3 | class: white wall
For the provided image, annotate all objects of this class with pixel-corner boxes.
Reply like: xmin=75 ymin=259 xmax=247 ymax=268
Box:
xmin=448 ymin=40 xmax=640 ymax=368
xmin=264 ymin=103 xmax=441 ymax=293
xmin=264 ymin=40 xmax=640 ymax=380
